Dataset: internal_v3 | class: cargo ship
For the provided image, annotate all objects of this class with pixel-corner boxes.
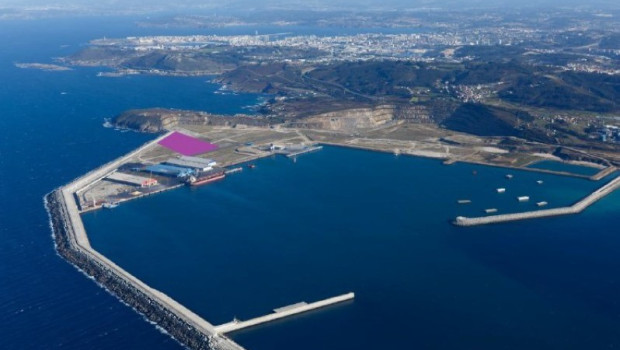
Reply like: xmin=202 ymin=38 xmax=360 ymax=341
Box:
xmin=186 ymin=170 xmax=225 ymax=186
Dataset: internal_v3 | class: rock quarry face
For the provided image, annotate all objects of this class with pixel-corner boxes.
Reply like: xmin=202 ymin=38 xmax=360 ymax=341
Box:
xmin=298 ymin=105 xmax=395 ymax=132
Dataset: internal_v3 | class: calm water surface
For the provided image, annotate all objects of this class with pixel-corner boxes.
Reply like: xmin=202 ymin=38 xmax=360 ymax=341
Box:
xmin=84 ymin=147 xmax=620 ymax=350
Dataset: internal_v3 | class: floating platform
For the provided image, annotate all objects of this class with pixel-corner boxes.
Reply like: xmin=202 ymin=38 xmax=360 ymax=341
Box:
xmin=214 ymin=292 xmax=354 ymax=334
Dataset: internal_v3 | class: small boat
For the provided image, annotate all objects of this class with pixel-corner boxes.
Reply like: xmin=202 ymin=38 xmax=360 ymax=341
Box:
xmin=537 ymin=201 xmax=548 ymax=207
xmin=537 ymin=180 xmax=544 ymax=185
xmin=485 ymin=208 xmax=498 ymax=214
xmin=102 ymin=201 xmax=119 ymax=209
xmin=517 ymin=196 xmax=530 ymax=202
xmin=472 ymin=170 xmax=477 ymax=175
xmin=506 ymin=174 xmax=513 ymax=179
xmin=497 ymin=188 xmax=506 ymax=193
xmin=457 ymin=199 xmax=472 ymax=204
xmin=247 ymin=164 xmax=256 ymax=169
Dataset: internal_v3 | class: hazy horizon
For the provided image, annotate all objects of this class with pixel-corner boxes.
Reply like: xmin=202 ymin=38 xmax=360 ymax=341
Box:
xmin=1 ymin=0 xmax=619 ymax=13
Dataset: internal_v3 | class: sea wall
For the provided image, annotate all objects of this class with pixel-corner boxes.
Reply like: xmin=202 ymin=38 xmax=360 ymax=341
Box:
xmin=43 ymin=132 xmax=245 ymax=350
xmin=45 ymin=191 xmax=218 ymax=349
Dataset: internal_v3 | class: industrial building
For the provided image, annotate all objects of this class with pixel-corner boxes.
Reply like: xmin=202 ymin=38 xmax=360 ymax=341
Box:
xmin=106 ymin=172 xmax=158 ymax=188
xmin=164 ymin=156 xmax=217 ymax=171
xmin=144 ymin=164 xmax=193 ymax=177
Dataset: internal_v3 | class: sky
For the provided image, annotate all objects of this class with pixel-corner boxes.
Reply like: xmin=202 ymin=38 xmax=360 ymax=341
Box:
xmin=0 ymin=0 xmax=617 ymax=13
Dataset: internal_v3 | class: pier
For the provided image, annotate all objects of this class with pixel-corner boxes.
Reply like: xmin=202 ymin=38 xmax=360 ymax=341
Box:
xmin=286 ymin=145 xmax=324 ymax=158
xmin=454 ymin=175 xmax=620 ymax=226
xmin=214 ymin=293 xmax=355 ymax=334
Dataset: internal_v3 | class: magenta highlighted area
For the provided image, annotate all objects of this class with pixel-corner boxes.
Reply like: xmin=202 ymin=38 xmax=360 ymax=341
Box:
xmin=158 ymin=132 xmax=218 ymax=156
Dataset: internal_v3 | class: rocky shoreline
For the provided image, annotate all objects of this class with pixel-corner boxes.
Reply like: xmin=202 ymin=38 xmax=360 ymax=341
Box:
xmin=44 ymin=190 xmax=219 ymax=350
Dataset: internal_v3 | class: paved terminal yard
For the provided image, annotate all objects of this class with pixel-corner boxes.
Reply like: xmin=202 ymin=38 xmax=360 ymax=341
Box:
xmin=74 ymin=126 xmax=316 ymax=212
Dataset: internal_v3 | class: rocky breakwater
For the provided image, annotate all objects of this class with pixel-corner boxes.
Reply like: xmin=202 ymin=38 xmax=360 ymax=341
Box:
xmin=113 ymin=108 xmax=277 ymax=133
xmin=44 ymin=189 xmax=243 ymax=350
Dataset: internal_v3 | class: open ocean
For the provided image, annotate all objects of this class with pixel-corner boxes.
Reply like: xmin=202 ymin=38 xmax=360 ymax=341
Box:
xmin=2 ymin=16 xmax=620 ymax=350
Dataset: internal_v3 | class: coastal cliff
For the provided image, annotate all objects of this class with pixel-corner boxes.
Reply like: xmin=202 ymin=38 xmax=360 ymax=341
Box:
xmin=112 ymin=108 xmax=277 ymax=133
xmin=112 ymin=106 xmax=397 ymax=133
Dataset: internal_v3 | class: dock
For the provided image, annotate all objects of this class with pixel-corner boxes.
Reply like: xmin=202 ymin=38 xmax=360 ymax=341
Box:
xmin=214 ymin=292 xmax=355 ymax=334
xmin=286 ymin=145 xmax=323 ymax=158
xmin=454 ymin=175 xmax=620 ymax=226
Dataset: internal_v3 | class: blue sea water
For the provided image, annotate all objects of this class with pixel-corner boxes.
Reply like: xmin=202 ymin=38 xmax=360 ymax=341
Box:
xmin=0 ymin=17 xmax=263 ymax=350
xmin=82 ymin=147 xmax=620 ymax=350
xmin=2 ymin=16 xmax=620 ymax=350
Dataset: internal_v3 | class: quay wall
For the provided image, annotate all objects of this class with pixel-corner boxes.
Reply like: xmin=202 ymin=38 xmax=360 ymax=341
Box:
xmin=323 ymin=142 xmax=614 ymax=181
xmin=455 ymin=176 xmax=620 ymax=226
xmin=44 ymin=132 xmax=245 ymax=350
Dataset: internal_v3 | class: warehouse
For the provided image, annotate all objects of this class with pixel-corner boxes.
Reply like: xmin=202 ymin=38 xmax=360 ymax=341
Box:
xmin=164 ymin=156 xmax=217 ymax=171
xmin=106 ymin=172 xmax=158 ymax=188
xmin=144 ymin=164 xmax=193 ymax=177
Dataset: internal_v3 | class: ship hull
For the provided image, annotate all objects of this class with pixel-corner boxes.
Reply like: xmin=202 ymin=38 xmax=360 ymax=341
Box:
xmin=189 ymin=173 xmax=225 ymax=186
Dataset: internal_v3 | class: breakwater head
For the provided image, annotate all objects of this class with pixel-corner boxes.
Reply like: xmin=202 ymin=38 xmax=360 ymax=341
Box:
xmin=454 ymin=175 xmax=620 ymax=227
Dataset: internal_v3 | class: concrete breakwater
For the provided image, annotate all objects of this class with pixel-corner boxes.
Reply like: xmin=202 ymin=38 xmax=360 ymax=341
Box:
xmin=45 ymin=190 xmax=244 ymax=350
xmin=454 ymin=175 xmax=620 ymax=227
xmin=43 ymin=131 xmax=245 ymax=350
xmin=45 ymin=192 xmax=211 ymax=349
